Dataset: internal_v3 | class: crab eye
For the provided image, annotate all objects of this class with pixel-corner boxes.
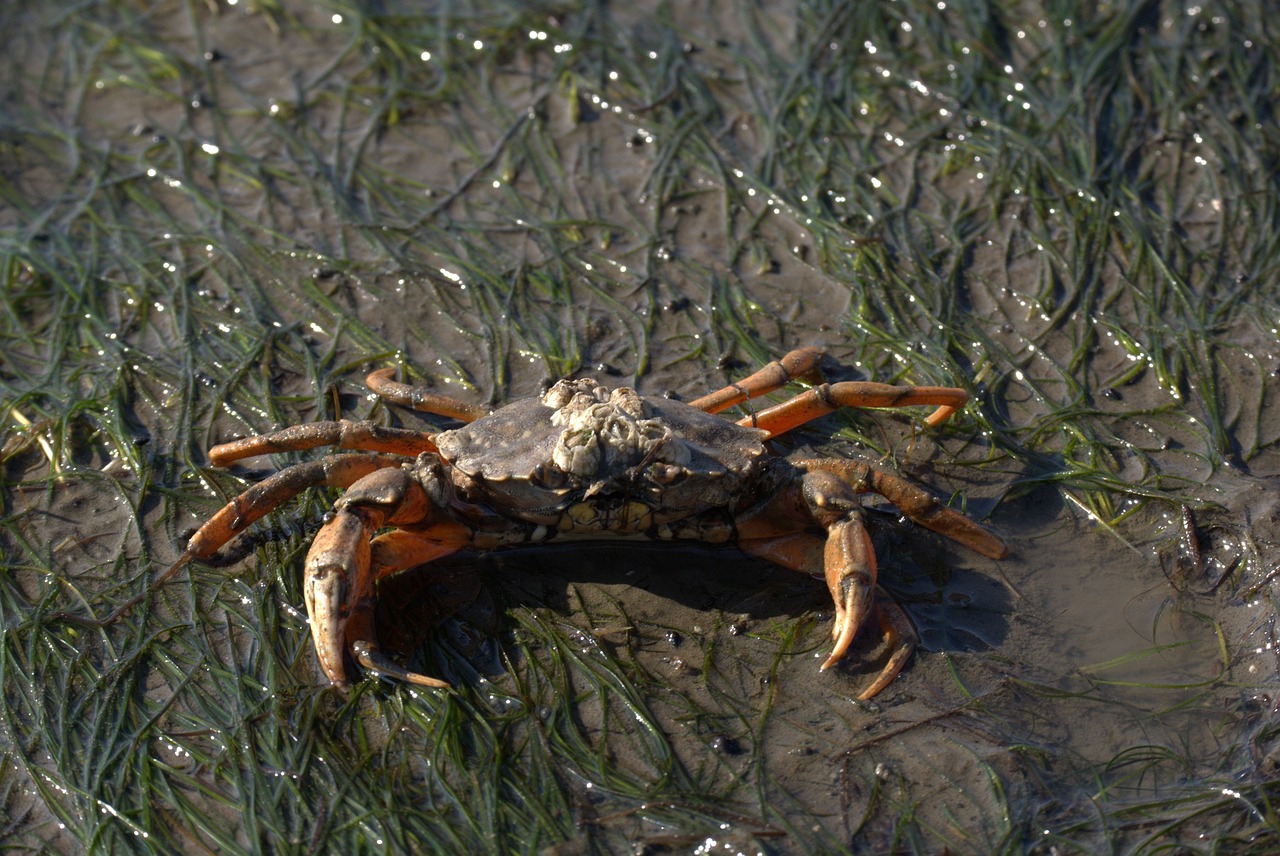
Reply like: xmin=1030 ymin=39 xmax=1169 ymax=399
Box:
xmin=532 ymin=463 xmax=567 ymax=488
xmin=650 ymin=463 xmax=686 ymax=485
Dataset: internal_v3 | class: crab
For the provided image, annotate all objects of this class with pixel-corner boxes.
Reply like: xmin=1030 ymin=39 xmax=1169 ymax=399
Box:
xmin=170 ymin=347 xmax=1007 ymax=699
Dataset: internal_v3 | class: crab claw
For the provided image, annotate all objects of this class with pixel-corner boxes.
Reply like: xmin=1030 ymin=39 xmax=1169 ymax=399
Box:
xmin=853 ymin=604 xmax=917 ymax=700
xmin=819 ymin=511 xmax=876 ymax=672
xmin=819 ymin=515 xmax=920 ymax=699
xmin=304 ymin=506 xmax=374 ymax=688
xmin=349 ymin=640 xmax=451 ymax=689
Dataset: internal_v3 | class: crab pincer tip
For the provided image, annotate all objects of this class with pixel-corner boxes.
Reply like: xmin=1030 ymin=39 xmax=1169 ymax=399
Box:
xmin=820 ymin=622 xmax=858 ymax=673
xmin=350 ymin=640 xmax=452 ymax=690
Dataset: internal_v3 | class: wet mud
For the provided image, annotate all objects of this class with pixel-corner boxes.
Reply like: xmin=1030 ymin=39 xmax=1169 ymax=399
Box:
xmin=3 ymin=1 xmax=1278 ymax=853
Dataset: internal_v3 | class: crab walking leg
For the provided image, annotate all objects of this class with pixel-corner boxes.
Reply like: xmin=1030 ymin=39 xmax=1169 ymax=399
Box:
xmin=687 ymin=347 xmax=824 ymax=414
xmin=802 ymin=458 xmax=1009 ymax=560
xmin=60 ymin=454 xmax=414 ymax=631
xmin=208 ymin=421 xmax=439 ymax=467
xmin=181 ymin=453 xmax=409 ymax=562
xmin=741 ymin=382 xmax=970 ymax=438
xmin=345 ymin=528 xmax=471 ymax=688
xmin=366 ymin=368 xmax=491 ymax=422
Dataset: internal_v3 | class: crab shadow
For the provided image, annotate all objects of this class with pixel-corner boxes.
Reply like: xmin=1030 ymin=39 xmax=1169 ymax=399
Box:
xmin=373 ymin=507 xmax=1016 ymax=685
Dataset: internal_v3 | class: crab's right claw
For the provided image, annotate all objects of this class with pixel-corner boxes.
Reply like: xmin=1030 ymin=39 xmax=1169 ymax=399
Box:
xmin=819 ymin=520 xmax=919 ymax=700
xmin=304 ymin=507 xmax=371 ymax=688
xmin=806 ymin=468 xmax=921 ymax=698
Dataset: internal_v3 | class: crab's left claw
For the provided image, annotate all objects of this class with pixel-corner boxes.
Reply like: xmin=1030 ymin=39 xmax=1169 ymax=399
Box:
xmin=344 ymin=530 xmax=465 ymax=690
xmin=820 ymin=510 xmax=876 ymax=671
xmin=802 ymin=469 xmax=919 ymax=698
xmin=349 ymin=640 xmax=451 ymax=689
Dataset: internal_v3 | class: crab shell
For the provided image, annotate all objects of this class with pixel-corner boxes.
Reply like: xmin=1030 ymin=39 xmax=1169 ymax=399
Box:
xmin=433 ymin=379 xmax=771 ymax=530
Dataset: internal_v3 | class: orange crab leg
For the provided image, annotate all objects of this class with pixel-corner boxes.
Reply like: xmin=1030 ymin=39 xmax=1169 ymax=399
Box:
xmin=741 ymin=382 xmax=970 ymax=439
xmin=60 ymin=453 xmax=409 ymax=630
xmin=207 ymin=421 xmax=438 ymax=467
xmin=366 ymin=368 xmax=490 ymax=422
xmin=687 ymin=347 xmax=824 ymax=414
xmin=181 ymin=453 xmax=408 ymax=562
xmin=801 ymin=458 xmax=1008 ymax=560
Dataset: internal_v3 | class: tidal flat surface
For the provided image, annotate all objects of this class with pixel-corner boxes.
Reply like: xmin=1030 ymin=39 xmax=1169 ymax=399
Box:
xmin=2 ymin=1 xmax=1278 ymax=852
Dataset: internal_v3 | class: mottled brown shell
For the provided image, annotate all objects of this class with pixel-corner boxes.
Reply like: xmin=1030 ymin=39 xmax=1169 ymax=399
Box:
xmin=433 ymin=380 xmax=769 ymax=525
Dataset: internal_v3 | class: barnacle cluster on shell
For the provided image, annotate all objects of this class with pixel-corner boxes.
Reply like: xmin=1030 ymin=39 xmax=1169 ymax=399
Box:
xmin=541 ymin=379 xmax=690 ymax=479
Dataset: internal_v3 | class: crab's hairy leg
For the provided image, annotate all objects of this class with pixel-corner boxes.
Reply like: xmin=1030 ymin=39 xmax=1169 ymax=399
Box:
xmin=183 ymin=453 xmax=408 ymax=562
xmin=57 ymin=453 xmax=408 ymax=629
xmin=687 ymin=347 xmax=824 ymax=414
xmin=801 ymin=458 xmax=1009 ymax=560
xmin=366 ymin=368 xmax=490 ymax=422
xmin=208 ymin=421 xmax=438 ymax=467
xmin=345 ymin=527 xmax=473 ymax=688
xmin=741 ymin=382 xmax=969 ymax=438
